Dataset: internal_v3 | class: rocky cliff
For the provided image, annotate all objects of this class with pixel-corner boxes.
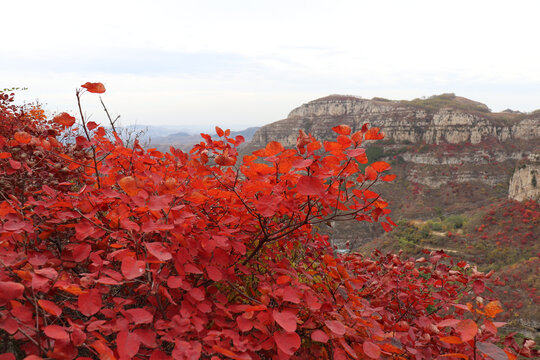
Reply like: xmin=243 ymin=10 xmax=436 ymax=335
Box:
xmin=509 ymin=154 xmax=540 ymax=201
xmin=249 ymin=94 xmax=539 ymax=148
xmin=244 ymin=94 xmax=540 ymax=244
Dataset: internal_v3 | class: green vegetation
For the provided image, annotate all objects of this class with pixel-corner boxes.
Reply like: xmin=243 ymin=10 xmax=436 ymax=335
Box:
xmin=400 ymin=93 xmax=491 ymax=113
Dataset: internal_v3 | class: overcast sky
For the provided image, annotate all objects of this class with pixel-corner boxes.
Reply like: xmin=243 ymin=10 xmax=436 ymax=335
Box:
xmin=2 ymin=0 xmax=540 ymax=132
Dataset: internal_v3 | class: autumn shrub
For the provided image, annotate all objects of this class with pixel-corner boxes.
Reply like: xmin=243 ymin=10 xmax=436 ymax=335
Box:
xmin=0 ymin=84 xmax=537 ymax=359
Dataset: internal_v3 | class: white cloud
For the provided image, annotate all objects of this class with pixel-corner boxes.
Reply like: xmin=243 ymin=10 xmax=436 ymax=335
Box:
xmin=2 ymin=0 xmax=540 ymax=130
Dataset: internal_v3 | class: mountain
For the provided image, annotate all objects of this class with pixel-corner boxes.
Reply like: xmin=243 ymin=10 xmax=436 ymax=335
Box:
xmin=148 ymin=126 xmax=260 ymax=152
xmin=245 ymin=94 xmax=539 ymax=223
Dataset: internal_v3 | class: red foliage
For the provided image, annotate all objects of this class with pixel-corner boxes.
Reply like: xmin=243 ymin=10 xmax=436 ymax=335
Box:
xmin=0 ymin=86 xmax=537 ymax=359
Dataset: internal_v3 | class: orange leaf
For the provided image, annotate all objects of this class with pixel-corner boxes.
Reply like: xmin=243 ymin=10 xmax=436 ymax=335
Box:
xmin=81 ymin=82 xmax=106 ymax=93
xmin=265 ymin=141 xmax=284 ymax=156
xmin=365 ymin=127 xmax=384 ymax=140
xmin=440 ymin=336 xmax=463 ymax=344
xmin=332 ymin=125 xmax=351 ymax=135
xmin=118 ymin=176 xmax=139 ymax=196
xmin=371 ymin=161 xmax=391 ymax=172
xmin=484 ymin=301 xmax=503 ymax=318
xmin=440 ymin=353 xmax=469 ymax=359
xmin=365 ymin=166 xmax=377 ymax=181
xmin=91 ymin=340 xmax=116 ymax=360
xmin=53 ymin=112 xmax=76 ymax=127
xmin=14 ymin=131 xmax=32 ymax=145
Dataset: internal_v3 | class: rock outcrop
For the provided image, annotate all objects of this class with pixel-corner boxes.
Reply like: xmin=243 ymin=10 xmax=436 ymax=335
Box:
xmin=509 ymin=154 xmax=540 ymax=202
xmin=249 ymin=94 xmax=540 ymax=149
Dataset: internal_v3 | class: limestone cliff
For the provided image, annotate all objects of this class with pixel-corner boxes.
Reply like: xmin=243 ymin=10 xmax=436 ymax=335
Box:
xmin=249 ymin=94 xmax=540 ymax=149
xmin=509 ymin=154 xmax=540 ymax=201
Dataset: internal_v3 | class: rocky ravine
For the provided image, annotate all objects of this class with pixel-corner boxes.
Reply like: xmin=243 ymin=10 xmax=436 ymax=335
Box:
xmin=244 ymin=94 xmax=540 ymax=246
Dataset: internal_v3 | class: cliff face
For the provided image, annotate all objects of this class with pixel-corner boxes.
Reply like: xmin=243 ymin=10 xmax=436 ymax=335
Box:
xmin=509 ymin=154 xmax=540 ymax=201
xmin=245 ymin=94 xmax=540 ymax=243
xmin=250 ymin=95 xmax=540 ymax=148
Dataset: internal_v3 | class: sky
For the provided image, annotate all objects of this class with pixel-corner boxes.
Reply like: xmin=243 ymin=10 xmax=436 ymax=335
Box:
xmin=2 ymin=0 xmax=540 ymax=133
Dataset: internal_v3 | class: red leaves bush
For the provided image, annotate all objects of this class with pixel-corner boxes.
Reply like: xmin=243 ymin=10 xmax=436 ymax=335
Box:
xmin=0 ymin=86 xmax=537 ymax=359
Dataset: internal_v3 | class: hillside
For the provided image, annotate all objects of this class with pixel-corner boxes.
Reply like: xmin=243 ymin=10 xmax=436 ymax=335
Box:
xmin=358 ymin=199 xmax=540 ymax=339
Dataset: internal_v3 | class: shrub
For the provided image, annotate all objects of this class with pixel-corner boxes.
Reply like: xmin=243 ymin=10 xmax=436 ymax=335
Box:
xmin=0 ymin=85 xmax=536 ymax=359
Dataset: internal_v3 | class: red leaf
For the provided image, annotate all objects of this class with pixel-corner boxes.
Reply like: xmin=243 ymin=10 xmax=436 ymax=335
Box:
xmin=91 ymin=340 xmax=115 ymax=360
xmin=311 ymin=329 xmax=329 ymax=343
xmin=265 ymin=141 xmax=284 ymax=156
xmin=332 ymin=125 xmax=351 ymax=135
xmin=44 ymin=325 xmax=69 ymax=340
xmin=81 ymin=82 xmax=106 ymax=93
xmin=147 ymin=195 xmax=172 ymax=211
xmin=215 ymin=154 xmax=236 ymax=166
xmin=86 ymin=121 xmax=98 ymax=131
xmin=0 ymin=152 xmax=11 ymax=159
xmin=206 ymin=266 xmax=223 ymax=281
xmin=212 ymin=345 xmax=242 ymax=359
xmin=125 ymin=308 xmax=153 ymax=324
xmin=121 ymin=257 xmax=146 ymax=280
xmin=8 ymin=159 xmax=21 ymax=170
xmin=53 ymin=112 xmax=76 ymax=127
xmin=476 ymin=342 xmax=509 ymax=360
xmin=381 ymin=174 xmax=396 ymax=181
xmin=38 ymin=299 xmax=62 ymax=316
xmin=190 ymin=287 xmax=205 ymax=301
xmin=365 ymin=127 xmax=384 ymax=140
xmin=456 ymin=319 xmax=477 ymax=342
xmin=0 ymin=353 xmax=15 ymax=360
xmin=297 ymin=176 xmax=325 ymax=196
xmin=346 ymin=148 xmax=366 ymax=157
xmin=0 ymin=281 xmax=24 ymax=300
xmin=215 ymin=126 xmax=224 ymax=137
xmin=117 ymin=331 xmax=140 ymax=359
xmin=167 ymin=276 xmax=183 ymax=288
xmin=363 ymin=341 xmax=381 ymax=359
xmin=78 ymin=289 xmax=102 ymax=316
xmin=473 ymin=279 xmax=485 ymax=295
xmin=14 ymin=131 xmax=32 ymax=144
xmin=274 ymin=331 xmax=301 ymax=356
xmin=437 ymin=318 xmax=461 ymax=328
xmin=324 ymin=320 xmax=346 ymax=337
xmin=381 ymin=222 xmax=392 ymax=232
xmin=3 ymin=220 xmax=25 ymax=231
xmin=273 ymin=310 xmax=298 ymax=332
xmin=145 ymin=242 xmax=172 ymax=261
xmin=237 ymin=316 xmax=253 ymax=332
